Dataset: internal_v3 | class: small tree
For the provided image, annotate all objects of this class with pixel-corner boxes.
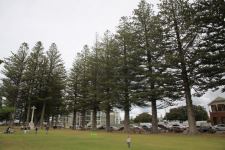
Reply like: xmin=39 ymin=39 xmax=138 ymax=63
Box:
xmin=0 ymin=107 xmax=14 ymax=122
xmin=134 ymin=113 xmax=152 ymax=123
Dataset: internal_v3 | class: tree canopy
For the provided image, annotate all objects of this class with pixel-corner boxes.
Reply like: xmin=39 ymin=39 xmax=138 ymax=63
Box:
xmin=134 ymin=112 xmax=152 ymax=123
xmin=165 ymin=105 xmax=208 ymax=121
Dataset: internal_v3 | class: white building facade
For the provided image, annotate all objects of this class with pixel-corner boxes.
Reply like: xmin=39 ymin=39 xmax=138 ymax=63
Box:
xmin=57 ymin=110 xmax=121 ymax=128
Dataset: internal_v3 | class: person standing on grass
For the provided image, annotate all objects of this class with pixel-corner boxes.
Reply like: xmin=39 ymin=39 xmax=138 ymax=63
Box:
xmin=5 ymin=126 xmax=10 ymax=134
xmin=45 ymin=125 xmax=49 ymax=134
xmin=35 ymin=126 xmax=38 ymax=134
xmin=24 ymin=126 xmax=27 ymax=134
xmin=126 ymin=135 xmax=131 ymax=149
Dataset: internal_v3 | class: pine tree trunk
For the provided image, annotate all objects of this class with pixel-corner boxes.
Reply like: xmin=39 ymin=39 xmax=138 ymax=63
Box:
xmin=72 ymin=109 xmax=77 ymax=130
xmin=40 ymin=101 xmax=46 ymax=128
xmin=122 ymin=37 xmax=130 ymax=133
xmin=26 ymin=102 xmax=31 ymax=125
xmin=92 ymin=107 xmax=97 ymax=130
xmin=151 ymin=100 xmax=158 ymax=133
xmin=19 ymin=108 xmax=23 ymax=125
xmin=55 ymin=115 xmax=58 ymax=126
xmin=10 ymin=109 xmax=15 ymax=127
xmin=10 ymin=81 xmax=22 ymax=126
xmin=9 ymin=90 xmax=18 ymax=126
xmin=26 ymin=87 xmax=33 ymax=125
xmin=81 ymin=109 xmax=86 ymax=129
xmin=105 ymin=106 xmax=111 ymax=132
xmin=124 ymin=106 xmax=130 ymax=133
xmin=47 ymin=116 xmax=50 ymax=126
xmin=51 ymin=115 xmax=54 ymax=127
xmin=10 ymin=108 xmax=16 ymax=127
xmin=184 ymin=80 xmax=197 ymax=134
xmin=63 ymin=116 xmax=66 ymax=128
xmin=73 ymin=76 xmax=78 ymax=130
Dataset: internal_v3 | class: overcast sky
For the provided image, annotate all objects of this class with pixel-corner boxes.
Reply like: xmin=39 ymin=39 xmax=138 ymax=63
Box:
xmin=0 ymin=0 xmax=158 ymax=69
xmin=0 ymin=0 xmax=225 ymax=118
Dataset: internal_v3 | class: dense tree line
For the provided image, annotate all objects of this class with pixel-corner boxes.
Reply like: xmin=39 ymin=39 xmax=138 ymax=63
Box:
xmin=0 ymin=0 xmax=224 ymax=134
xmin=0 ymin=42 xmax=66 ymax=128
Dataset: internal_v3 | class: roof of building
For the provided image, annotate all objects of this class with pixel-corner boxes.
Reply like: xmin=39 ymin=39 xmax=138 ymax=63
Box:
xmin=208 ymin=97 xmax=225 ymax=105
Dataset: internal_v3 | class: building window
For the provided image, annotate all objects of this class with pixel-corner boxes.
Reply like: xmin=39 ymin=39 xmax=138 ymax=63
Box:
xmin=222 ymin=105 xmax=225 ymax=111
xmin=213 ymin=117 xmax=217 ymax=125
xmin=211 ymin=105 xmax=217 ymax=112
xmin=217 ymin=104 xmax=225 ymax=111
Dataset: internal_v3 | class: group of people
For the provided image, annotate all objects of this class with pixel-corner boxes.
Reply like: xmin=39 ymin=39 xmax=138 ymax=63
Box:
xmin=21 ymin=125 xmax=30 ymax=134
xmin=33 ymin=125 xmax=49 ymax=134
xmin=4 ymin=125 xmax=50 ymax=134
xmin=24 ymin=125 xmax=49 ymax=134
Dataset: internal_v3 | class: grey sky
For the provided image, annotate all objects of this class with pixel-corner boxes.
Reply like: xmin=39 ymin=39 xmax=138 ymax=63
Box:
xmin=0 ymin=0 xmax=158 ymax=68
xmin=0 ymin=0 xmax=159 ymax=118
xmin=0 ymin=0 xmax=224 ymax=118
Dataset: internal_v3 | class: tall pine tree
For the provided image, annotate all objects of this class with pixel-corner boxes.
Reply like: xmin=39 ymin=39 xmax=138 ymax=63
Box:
xmin=132 ymin=0 xmax=169 ymax=133
xmin=159 ymin=0 xmax=198 ymax=134
xmin=116 ymin=17 xmax=144 ymax=132
xmin=1 ymin=43 xmax=29 ymax=125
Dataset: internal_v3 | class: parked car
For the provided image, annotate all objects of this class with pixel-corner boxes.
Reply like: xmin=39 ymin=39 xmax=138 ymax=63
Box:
xmin=130 ymin=126 xmax=145 ymax=133
xmin=197 ymin=125 xmax=216 ymax=133
xmin=117 ymin=126 xmax=124 ymax=131
xmin=169 ymin=124 xmax=184 ymax=133
xmin=213 ymin=124 xmax=225 ymax=131
xmin=140 ymin=125 xmax=151 ymax=132
xmin=140 ymin=125 xmax=165 ymax=132
xmin=97 ymin=125 xmax=105 ymax=130
xmin=110 ymin=126 xmax=119 ymax=131
xmin=158 ymin=124 xmax=169 ymax=131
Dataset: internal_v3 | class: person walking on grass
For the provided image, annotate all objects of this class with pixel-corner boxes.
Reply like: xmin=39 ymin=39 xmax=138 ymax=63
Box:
xmin=24 ymin=126 xmax=27 ymax=134
xmin=126 ymin=135 xmax=131 ymax=149
xmin=35 ymin=126 xmax=38 ymax=134
xmin=5 ymin=126 xmax=10 ymax=134
xmin=45 ymin=125 xmax=49 ymax=134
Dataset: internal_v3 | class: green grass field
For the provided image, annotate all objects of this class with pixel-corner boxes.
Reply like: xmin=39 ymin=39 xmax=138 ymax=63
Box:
xmin=1 ymin=129 xmax=225 ymax=150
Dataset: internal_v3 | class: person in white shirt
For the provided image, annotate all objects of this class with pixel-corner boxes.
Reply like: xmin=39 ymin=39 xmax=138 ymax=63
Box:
xmin=126 ymin=135 xmax=131 ymax=148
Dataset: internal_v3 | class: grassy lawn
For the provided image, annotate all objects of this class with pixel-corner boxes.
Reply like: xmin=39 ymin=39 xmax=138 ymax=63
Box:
xmin=0 ymin=128 xmax=225 ymax=150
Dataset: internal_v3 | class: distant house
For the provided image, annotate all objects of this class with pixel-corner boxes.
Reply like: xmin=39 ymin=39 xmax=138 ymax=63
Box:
xmin=208 ymin=97 xmax=225 ymax=125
